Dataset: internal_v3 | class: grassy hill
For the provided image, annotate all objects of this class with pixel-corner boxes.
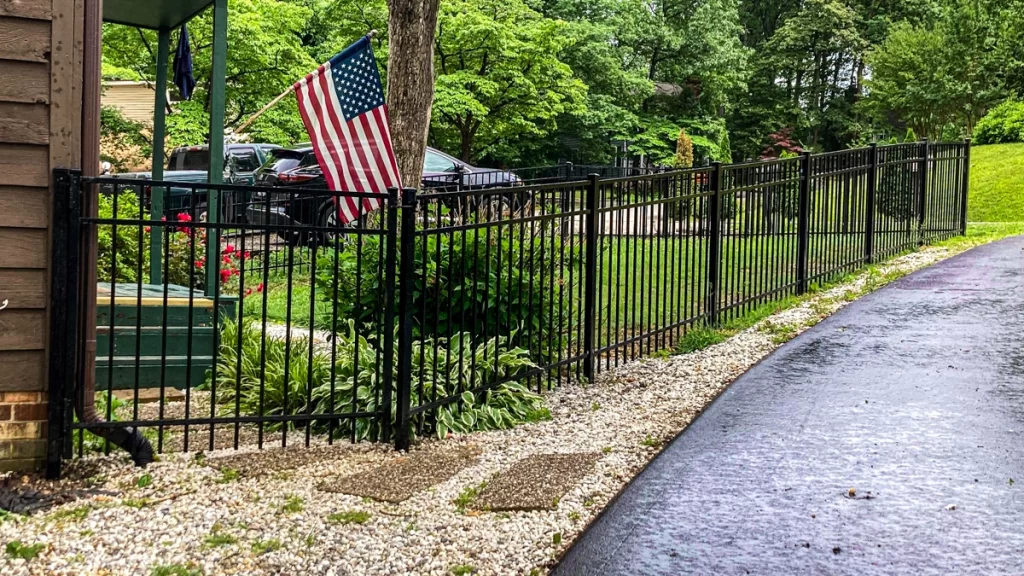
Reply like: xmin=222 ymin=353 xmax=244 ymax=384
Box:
xmin=969 ymin=142 xmax=1024 ymax=222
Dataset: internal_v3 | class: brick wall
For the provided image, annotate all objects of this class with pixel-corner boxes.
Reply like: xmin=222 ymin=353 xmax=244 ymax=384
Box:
xmin=0 ymin=392 xmax=48 ymax=472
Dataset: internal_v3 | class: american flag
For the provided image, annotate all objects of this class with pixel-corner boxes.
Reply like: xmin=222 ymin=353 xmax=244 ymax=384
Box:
xmin=294 ymin=35 xmax=401 ymax=224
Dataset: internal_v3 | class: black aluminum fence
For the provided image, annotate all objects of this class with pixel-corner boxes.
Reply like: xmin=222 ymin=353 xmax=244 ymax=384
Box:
xmin=47 ymin=140 xmax=969 ymax=474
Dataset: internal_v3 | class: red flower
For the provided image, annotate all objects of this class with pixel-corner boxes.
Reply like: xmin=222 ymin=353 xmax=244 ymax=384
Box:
xmin=256 ymin=283 xmax=264 ymax=293
xmin=219 ymin=268 xmax=231 ymax=283
xmin=245 ymin=288 xmax=253 ymax=296
xmin=161 ymin=216 xmax=167 ymax=222
xmin=145 ymin=226 xmax=152 ymax=233
xmin=194 ymin=260 xmax=204 ymax=269
xmin=232 ymin=269 xmax=240 ymax=276
xmin=224 ymin=244 xmax=235 ymax=255
xmin=222 ymin=255 xmax=233 ymax=265
xmin=177 ymin=212 xmax=193 ymax=223
xmin=243 ymin=251 xmax=251 ymax=260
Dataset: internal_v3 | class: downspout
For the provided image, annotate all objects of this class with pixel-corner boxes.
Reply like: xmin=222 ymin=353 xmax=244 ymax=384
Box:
xmin=78 ymin=0 xmax=154 ymax=466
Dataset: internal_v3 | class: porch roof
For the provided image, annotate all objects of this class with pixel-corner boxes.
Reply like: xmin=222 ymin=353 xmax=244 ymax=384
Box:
xmin=103 ymin=0 xmax=212 ymax=31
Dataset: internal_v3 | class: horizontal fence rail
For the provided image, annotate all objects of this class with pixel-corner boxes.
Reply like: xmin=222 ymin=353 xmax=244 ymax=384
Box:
xmin=47 ymin=140 xmax=970 ymax=474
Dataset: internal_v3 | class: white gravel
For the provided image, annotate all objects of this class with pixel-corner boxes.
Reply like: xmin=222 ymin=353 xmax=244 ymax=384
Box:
xmin=0 ymin=245 xmax=960 ymax=576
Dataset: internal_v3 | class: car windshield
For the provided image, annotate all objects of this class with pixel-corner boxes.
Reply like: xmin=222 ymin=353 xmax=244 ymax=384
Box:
xmin=259 ymin=150 xmax=305 ymax=173
xmin=229 ymin=148 xmax=261 ymax=172
xmin=424 ymin=150 xmax=458 ymax=173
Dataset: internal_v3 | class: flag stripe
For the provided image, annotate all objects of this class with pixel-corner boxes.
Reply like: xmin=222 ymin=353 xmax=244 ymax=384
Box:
xmin=360 ymin=113 xmax=396 ymax=189
xmin=353 ymin=114 xmax=389 ymax=192
xmin=293 ymin=36 xmax=399 ymax=225
xmin=317 ymin=71 xmax=361 ymax=221
xmin=296 ymin=79 xmax=341 ymax=193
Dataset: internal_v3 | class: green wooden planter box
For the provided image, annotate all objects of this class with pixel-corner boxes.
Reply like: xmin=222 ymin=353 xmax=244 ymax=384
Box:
xmin=94 ymin=283 xmax=237 ymax=391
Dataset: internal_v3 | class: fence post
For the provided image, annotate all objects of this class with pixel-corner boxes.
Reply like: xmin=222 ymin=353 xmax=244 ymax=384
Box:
xmin=960 ymin=138 xmax=971 ymax=235
xmin=706 ymin=162 xmax=723 ymax=326
xmin=865 ymin=142 xmax=878 ymax=263
xmin=582 ymin=174 xmax=600 ymax=382
xmin=917 ymin=138 xmax=929 ymax=242
xmin=379 ymin=188 xmax=400 ymax=443
xmin=796 ymin=152 xmax=812 ymax=294
xmin=47 ymin=170 xmax=81 ymax=479
xmin=394 ymin=187 xmax=417 ymax=451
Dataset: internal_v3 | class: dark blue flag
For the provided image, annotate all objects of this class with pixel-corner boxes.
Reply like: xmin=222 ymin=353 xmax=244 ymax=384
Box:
xmin=173 ymin=24 xmax=196 ymax=100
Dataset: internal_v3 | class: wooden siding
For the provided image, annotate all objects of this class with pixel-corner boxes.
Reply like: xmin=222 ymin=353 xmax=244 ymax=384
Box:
xmin=0 ymin=60 xmax=48 ymax=103
xmin=0 ymin=0 xmax=81 ymax=394
xmin=102 ymin=83 xmax=156 ymax=124
xmin=0 ymin=351 xmax=45 ymax=392
xmin=0 ymin=102 xmax=48 ymax=144
xmin=0 ymin=15 xmax=50 ymax=62
xmin=0 ymin=0 xmax=52 ymax=20
xmin=0 ymin=185 xmax=48 ymax=228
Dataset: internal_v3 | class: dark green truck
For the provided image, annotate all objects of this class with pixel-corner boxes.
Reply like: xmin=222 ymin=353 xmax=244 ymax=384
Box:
xmin=105 ymin=143 xmax=280 ymax=222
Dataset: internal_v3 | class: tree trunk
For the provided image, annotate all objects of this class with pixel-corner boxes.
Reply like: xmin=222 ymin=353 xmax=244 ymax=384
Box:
xmin=386 ymin=0 xmax=441 ymax=189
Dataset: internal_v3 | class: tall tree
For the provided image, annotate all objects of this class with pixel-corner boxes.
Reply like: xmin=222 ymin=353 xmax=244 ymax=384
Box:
xmin=386 ymin=0 xmax=441 ymax=187
xmin=430 ymin=0 xmax=588 ymax=164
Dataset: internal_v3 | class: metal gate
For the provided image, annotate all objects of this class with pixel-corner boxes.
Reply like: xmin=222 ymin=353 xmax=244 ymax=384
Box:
xmin=47 ymin=171 xmax=401 ymax=476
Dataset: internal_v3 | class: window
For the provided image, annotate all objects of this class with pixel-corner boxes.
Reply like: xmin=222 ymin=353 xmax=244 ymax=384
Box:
xmin=259 ymin=149 xmax=305 ymax=173
xmin=179 ymin=150 xmax=210 ymax=171
xmin=423 ymin=149 xmax=458 ymax=173
xmin=229 ymin=148 xmax=261 ymax=172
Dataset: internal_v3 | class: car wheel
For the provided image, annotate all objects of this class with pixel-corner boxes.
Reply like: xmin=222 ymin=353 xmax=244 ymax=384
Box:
xmin=318 ymin=200 xmax=358 ymax=249
xmin=474 ymin=192 xmax=513 ymax=220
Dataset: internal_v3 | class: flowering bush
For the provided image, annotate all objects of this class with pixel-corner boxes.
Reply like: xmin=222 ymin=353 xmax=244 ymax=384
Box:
xmin=163 ymin=212 xmax=258 ymax=295
xmin=760 ymin=128 xmax=804 ymax=159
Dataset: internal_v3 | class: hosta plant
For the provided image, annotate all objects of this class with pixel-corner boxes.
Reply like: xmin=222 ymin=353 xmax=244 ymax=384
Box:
xmin=207 ymin=320 xmax=545 ymax=442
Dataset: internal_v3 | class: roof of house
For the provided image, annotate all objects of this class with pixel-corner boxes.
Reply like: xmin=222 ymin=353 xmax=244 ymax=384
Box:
xmin=103 ymin=0 xmax=213 ymax=30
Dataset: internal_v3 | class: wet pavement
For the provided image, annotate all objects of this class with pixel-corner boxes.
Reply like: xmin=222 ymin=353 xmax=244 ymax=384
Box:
xmin=555 ymin=237 xmax=1024 ymax=575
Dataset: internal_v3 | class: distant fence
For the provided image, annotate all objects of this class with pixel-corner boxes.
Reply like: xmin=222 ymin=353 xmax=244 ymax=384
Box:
xmin=47 ymin=140 xmax=969 ymax=472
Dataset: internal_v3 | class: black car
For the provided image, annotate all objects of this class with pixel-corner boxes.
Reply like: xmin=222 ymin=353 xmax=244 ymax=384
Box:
xmin=246 ymin=145 xmax=523 ymax=241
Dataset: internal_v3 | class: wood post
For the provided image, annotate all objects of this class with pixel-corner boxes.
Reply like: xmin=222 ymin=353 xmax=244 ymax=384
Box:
xmin=206 ymin=0 xmax=228 ymax=293
xmin=150 ymin=28 xmax=170 ymax=284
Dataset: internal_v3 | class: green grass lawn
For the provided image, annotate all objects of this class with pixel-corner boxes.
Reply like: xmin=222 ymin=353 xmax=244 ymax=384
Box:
xmin=969 ymin=143 xmax=1024 ymax=222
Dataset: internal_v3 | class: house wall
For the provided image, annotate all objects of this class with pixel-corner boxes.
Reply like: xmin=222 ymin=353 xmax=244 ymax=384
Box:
xmin=0 ymin=0 xmax=83 ymax=472
xmin=103 ymin=82 xmax=156 ymax=124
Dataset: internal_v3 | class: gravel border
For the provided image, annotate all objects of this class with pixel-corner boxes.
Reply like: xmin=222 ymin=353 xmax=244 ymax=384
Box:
xmin=0 ymin=244 xmax=964 ymax=576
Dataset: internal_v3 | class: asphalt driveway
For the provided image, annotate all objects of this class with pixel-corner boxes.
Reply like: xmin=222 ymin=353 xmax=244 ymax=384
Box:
xmin=554 ymin=236 xmax=1024 ymax=575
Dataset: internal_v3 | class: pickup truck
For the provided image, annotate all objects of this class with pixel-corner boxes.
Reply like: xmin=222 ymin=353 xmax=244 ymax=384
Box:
xmin=104 ymin=143 xmax=280 ymax=222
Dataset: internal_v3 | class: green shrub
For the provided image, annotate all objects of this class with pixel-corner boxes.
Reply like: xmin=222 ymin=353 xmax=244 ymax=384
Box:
xmin=973 ymin=100 xmax=1024 ymax=145
xmin=208 ymin=319 xmax=545 ymax=441
xmin=876 ymin=163 xmax=917 ymax=221
xmin=313 ymin=221 xmax=580 ymax=363
xmin=673 ymin=129 xmax=694 ymax=169
xmin=97 ymin=190 xmax=149 ymax=283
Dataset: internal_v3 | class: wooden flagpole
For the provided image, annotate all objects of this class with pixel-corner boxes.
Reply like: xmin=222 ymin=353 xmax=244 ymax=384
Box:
xmin=234 ymin=29 xmax=378 ymax=135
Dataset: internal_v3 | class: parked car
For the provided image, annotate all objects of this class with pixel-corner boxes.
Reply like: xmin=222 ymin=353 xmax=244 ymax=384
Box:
xmin=246 ymin=145 xmax=523 ymax=243
xmin=102 ymin=143 xmax=280 ymax=222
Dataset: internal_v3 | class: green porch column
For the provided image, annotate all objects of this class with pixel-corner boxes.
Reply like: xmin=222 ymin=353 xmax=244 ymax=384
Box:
xmin=150 ymin=27 xmax=170 ymax=285
xmin=207 ymin=0 xmax=227 ymax=293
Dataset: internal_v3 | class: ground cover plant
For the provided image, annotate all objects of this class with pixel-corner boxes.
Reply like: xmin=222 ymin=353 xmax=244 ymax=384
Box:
xmin=207 ymin=319 xmax=546 ymax=440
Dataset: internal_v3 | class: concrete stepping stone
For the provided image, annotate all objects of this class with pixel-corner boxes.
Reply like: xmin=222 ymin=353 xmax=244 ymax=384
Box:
xmin=319 ymin=445 xmax=482 ymax=503
xmin=206 ymin=444 xmax=357 ymax=478
xmin=473 ymin=453 xmax=601 ymax=511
